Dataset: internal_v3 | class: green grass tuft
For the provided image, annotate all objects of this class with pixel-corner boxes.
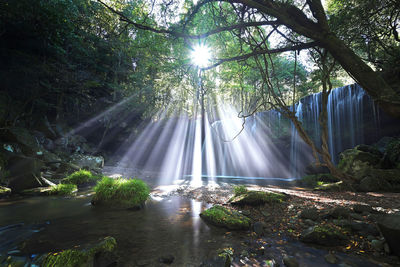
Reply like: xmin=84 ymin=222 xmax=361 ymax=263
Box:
xmin=49 ymin=184 xmax=77 ymax=196
xmin=62 ymin=170 xmax=101 ymax=185
xmin=233 ymin=185 xmax=248 ymax=196
xmin=93 ymin=177 xmax=150 ymax=208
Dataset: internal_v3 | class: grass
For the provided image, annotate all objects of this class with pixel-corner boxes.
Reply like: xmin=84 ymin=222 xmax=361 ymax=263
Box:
xmin=92 ymin=177 xmax=150 ymax=208
xmin=49 ymin=184 xmax=77 ymax=196
xmin=200 ymin=205 xmax=251 ymax=230
xmin=62 ymin=170 xmax=101 ymax=185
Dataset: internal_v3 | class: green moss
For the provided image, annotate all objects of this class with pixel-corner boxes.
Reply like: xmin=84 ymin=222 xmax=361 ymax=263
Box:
xmin=233 ymin=185 xmax=248 ymax=196
xmin=200 ymin=205 xmax=251 ymax=230
xmin=42 ymin=237 xmax=116 ymax=267
xmin=62 ymin=170 xmax=101 ymax=185
xmin=229 ymin=191 xmax=287 ymax=206
xmin=92 ymin=177 xmax=150 ymax=208
xmin=49 ymin=184 xmax=77 ymax=196
xmin=217 ymin=247 xmax=233 ymax=267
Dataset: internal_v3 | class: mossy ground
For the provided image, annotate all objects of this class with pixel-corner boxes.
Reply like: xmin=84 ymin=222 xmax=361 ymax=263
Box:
xmin=200 ymin=205 xmax=251 ymax=230
xmin=229 ymin=190 xmax=287 ymax=206
xmin=92 ymin=177 xmax=150 ymax=208
xmin=62 ymin=170 xmax=101 ymax=185
xmin=42 ymin=236 xmax=116 ymax=267
xmin=49 ymin=184 xmax=77 ymax=196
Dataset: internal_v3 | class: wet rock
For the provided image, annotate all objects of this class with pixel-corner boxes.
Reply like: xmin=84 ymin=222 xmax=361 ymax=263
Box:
xmin=200 ymin=205 xmax=251 ymax=230
xmin=324 ymin=253 xmax=338 ymax=264
xmin=229 ymin=191 xmax=287 ymax=206
xmin=299 ymin=208 xmax=319 ymax=221
xmin=304 ymin=219 xmax=316 ymax=226
xmin=3 ymin=127 xmax=42 ymax=156
xmin=158 ymin=254 xmax=174 ymax=264
xmin=69 ymin=153 xmax=104 ymax=170
xmin=349 ymin=213 xmax=364 ymax=220
xmin=20 ymin=187 xmax=53 ymax=196
xmin=300 ymin=225 xmax=348 ymax=246
xmin=377 ymin=214 xmax=400 ymax=256
xmin=7 ymin=156 xmax=50 ymax=192
xmin=330 ymin=207 xmax=351 ymax=219
xmin=371 ymin=240 xmax=384 ymax=251
xmin=332 ymin=219 xmax=352 ymax=228
xmin=283 ymin=255 xmax=299 ymax=267
xmin=358 ymin=169 xmax=400 ymax=192
xmin=253 ymin=222 xmax=264 ymax=236
xmin=353 ymin=204 xmax=374 ymax=214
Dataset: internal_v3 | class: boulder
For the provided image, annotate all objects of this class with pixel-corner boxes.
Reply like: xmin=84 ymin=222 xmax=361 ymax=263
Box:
xmin=338 ymin=148 xmax=382 ymax=178
xmin=300 ymin=225 xmax=348 ymax=246
xmin=69 ymin=154 xmax=104 ymax=170
xmin=200 ymin=205 xmax=251 ymax=230
xmin=383 ymin=138 xmax=400 ymax=169
xmin=299 ymin=208 xmax=319 ymax=221
xmin=357 ymin=169 xmax=400 ymax=192
xmin=0 ymin=186 xmax=11 ymax=198
xmin=353 ymin=204 xmax=374 ymax=214
xmin=3 ymin=127 xmax=42 ymax=156
xmin=329 ymin=207 xmax=351 ymax=219
xmin=6 ymin=156 xmax=50 ymax=192
xmin=283 ymin=256 xmax=299 ymax=267
xmin=377 ymin=215 xmax=400 ymax=256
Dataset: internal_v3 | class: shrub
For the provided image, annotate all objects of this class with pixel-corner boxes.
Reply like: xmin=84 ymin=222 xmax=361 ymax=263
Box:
xmin=49 ymin=184 xmax=77 ymax=196
xmin=92 ymin=177 xmax=150 ymax=208
xmin=62 ymin=170 xmax=101 ymax=185
xmin=233 ymin=185 xmax=247 ymax=196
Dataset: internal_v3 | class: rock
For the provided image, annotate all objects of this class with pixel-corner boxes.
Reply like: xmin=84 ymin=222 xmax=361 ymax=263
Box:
xmin=300 ymin=225 xmax=348 ymax=246
xmin=358 ymin=176 xmax=391 ymax=192
xmin=349 ymin=213 xmax=364 ymax=220
xmin=69 ymin=153 xmax=104 ymax=170
xmin=304 ymin=219 xmax=316 ymax=226
xmin=299 ymin=208 xmax=319 ymax=221
xmin=330 ymin=207 xmax=351 ymax=219
xmin=20 ymin=187 xmax=53 ymax=196
xmin=229 ymin=191 xmax=287 ymax=206
xmin=6 ymin=156 xmax=51 ymax=192
xmin=338 ymin=147 xmax=382 ymax=178
xmin=332 ymin=219 xmax=352 ymax=228
xmin=371 ymin=240 xmax=384 ymax=251
xmin=384 ymin=242 xmax=391 ymax=254
xmin=349 ymin=221 xmax=379 ymax=236
xmin=200 ymin=205 xmax=251 ymax=230
xmin=3 ymin=127 xmax=42 ymax=156
xmin=355 ymin=144 xmax=383 ymax=157
xmin=324 ymin=253 xmax=338 ymax=264
xmin=0 ymin=186 xmax=11 ymax=198
xmin=377 ymin=214 xmax=400 ymax=256
xmin=159 ymin=255 xmax=174 ymax=264
xmin=253 ymin=222 xmax=264 ymax=236
xmin=283 ymin=255 xmax=299 ymax=267
xmin=353 ymin=204 xmax=374 ymax=214
xmin=42 ymin=236 xmax=117 ymax=266
xmin=261 ymin=210 xmax=271 ymax=218
xmin=383 ymin=138 xmax=400 ymax=169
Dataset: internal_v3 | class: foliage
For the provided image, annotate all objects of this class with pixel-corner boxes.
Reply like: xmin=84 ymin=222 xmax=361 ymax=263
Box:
xmin=62 ymin=170 xmax=100 ymax=185
xmin=42 ymin=236 xmax=116 ymax=267
xmin=200 ymin=205 xmax=251 ymax=230
xmin=233 ymin=185 xmax=247 ymax=196
xmin=49 ymin=184 xmax=77 ymax=196
xmin=93 ymin=177 xmax=150 ymax=208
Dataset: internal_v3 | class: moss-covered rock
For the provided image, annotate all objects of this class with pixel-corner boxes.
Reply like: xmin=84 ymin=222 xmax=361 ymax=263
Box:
xmin=91 ymin=177 xmax=150 ymax=209
xmin=0 ymin=186 xmax=11 ymax=197
xmin=384 ymin=138 xmax=400 ymax=169
xmin=20 ymin=187 xmax=53 ymax=196
xmin=300 ymin=225 xmax=349 ymax=246
xmin=42 ymin=236 xmax=117 ymax=267
xmin=357 ymin=169 xmax=400 ymax=192
xmin=338 ymin=147 xmax=382 ymax=178
xmin=200 ymin=205 xmax=251 ymax=230
xmin=62 ymin=170 xmax=101 ymax=186
xmin=229 ymin=190 xmax=287 ymax=206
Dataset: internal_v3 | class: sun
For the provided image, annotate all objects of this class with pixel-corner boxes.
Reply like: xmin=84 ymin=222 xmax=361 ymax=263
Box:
xmin=191 ymin=44 xmax=211 ymax=68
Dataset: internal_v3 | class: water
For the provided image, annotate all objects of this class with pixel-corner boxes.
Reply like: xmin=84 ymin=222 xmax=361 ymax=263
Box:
xmin=0 ymin=190 xmax=384 ymax=266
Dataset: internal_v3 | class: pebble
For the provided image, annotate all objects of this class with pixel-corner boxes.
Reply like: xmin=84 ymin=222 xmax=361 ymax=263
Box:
xmin=324 ymin=253 xmax=338 ymax=264
xmin=283 ymin=255 xmax=299 ymax=267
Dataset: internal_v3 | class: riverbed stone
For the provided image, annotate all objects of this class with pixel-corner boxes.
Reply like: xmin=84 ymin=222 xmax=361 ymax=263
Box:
xmin=300 ymin=208 xmax=319 ymax=221
xmin=229 ymin=191 xmax=287 ymax=206
xmin=330 ymin=207 xmax=351 ymax=219
xmin=253 ymin=222 xmax=264 ymax=235
xmin=69 ymin=153 xmax=104 ymax=170
xmin=377 ymin=214 xmax=400 ymax=256
xmin=300 ymin=225 xmax=348 ymax=246
xmin=324 ymin=253 xmax=338 ymax=264
xmin=200 ymin=205 xmax=251 ymax=230
xmin=353 ymin=204 xmax=374 ymax=214
xmin=283 ymin=255 xmax=299 ymax=267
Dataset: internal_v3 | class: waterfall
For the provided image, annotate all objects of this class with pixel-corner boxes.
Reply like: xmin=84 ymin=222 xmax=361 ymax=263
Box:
xmin=289 ymin=84 xmax=381 ymax=176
